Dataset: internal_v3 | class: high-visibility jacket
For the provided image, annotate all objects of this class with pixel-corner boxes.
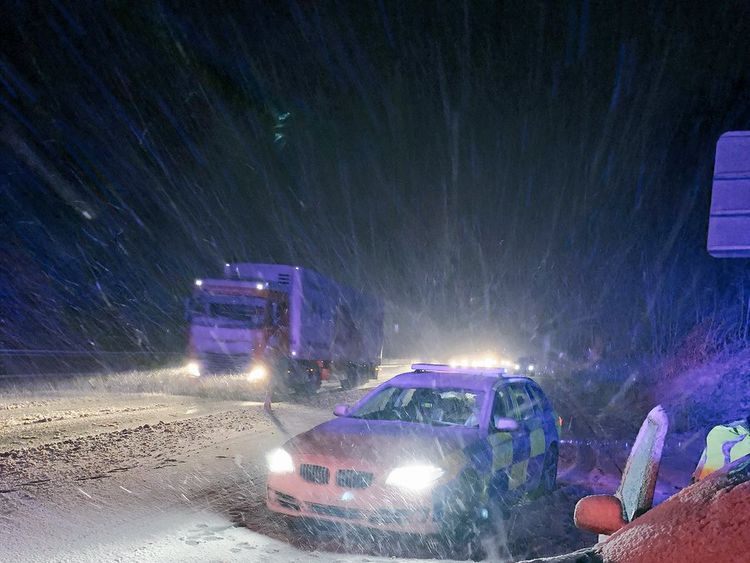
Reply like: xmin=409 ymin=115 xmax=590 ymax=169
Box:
xmin=693 ymin=419 xmax=750 ymax=481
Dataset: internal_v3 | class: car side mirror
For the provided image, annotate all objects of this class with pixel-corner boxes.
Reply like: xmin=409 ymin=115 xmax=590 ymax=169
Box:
xmin=494 ymin=417 xmax=519 ymax=432
xmin=333 ymin=404 xmax=350 ymax=417
xmin=574 ymin=495 xmax=627 ymax=535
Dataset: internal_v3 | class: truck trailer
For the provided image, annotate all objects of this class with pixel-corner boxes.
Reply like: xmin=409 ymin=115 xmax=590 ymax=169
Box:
xmin=185 ymin=263 xmax=384 ymax=393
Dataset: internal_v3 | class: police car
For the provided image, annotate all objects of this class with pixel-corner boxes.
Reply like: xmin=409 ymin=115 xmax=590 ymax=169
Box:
xmin=266 ymin=363 xmax=560 ymax=554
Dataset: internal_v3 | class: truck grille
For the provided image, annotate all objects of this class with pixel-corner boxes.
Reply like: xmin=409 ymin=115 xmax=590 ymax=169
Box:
xmin=202 ymin=353 xmax=250 ymax=374
xmin=299 ymin=464 xmax=330 ymax=484
xmin=336 ymin=469 xmax=373 ymax=489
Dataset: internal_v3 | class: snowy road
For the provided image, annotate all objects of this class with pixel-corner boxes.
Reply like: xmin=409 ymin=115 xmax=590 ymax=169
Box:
xmin=1 ymin=365 xmax=603 ymax=562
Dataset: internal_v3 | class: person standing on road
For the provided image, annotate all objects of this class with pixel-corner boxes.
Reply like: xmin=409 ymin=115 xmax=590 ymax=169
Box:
xmin=262 ymin=325 xmax=283 ymax=412
xmin=263 ymin=301 xmax=290 ymax=412
xmin=692 ymin=415 xmax=750 ymax=481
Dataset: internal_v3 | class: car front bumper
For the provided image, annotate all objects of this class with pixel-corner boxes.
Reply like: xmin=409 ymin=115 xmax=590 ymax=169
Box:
xmin=266 ymin=487 xmax=439 ymax=534
xmin=266 ymin=471 xmax=443 ymax=534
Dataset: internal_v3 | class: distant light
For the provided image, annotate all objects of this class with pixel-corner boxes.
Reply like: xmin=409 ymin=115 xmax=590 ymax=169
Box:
xmin=195 ymin=279 xmax=203 ymax=287
xmin=186 ymin=361 xmax=201 ymax=377
xmin=450 ymin=356 xmax=499 ymax=368
xmin=248 ymin=364 xmax=267 ymax=381
xmin=514 ymin=364 xmax=521 ymax=371
xmin=528 ymin=364 xmax=536 ymax=372
xmin=255 ymin=282 xmax=265 ymax=290
xmin=295 ymin=267 xmax=299 ymax=270
xmin=225 ymin=263 xmax=230 ymax=268
xmin=291 ymin=351 xmax=297 ymax=357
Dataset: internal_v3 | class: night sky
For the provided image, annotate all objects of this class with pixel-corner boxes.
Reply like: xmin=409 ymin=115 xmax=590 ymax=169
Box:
xmin=2 ymin=1 xmax=750 ymax=360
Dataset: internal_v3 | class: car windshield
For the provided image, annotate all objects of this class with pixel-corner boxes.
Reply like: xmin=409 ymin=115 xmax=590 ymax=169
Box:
xmin=349 ymin=386 xmax=484 ymax=427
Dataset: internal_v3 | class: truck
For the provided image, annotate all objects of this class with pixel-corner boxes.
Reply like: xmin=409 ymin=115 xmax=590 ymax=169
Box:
xmin=185 ymin=263 xmax=384 ymax=393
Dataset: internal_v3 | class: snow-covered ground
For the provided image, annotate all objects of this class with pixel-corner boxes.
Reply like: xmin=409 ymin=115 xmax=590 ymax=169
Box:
xmin=8 ymin=483 xmax=451 ymax=563
xmin=2 ymin=364 xmax=685 ymax=562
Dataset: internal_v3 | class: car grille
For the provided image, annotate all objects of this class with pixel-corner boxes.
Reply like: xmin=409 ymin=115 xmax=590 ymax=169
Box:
xmin=336 ymin=469 xmax=373 ymax=489
xmin=273 ymin=490 xmax=300 ymax=511
xmin=299 ymin=463 xmax=330 ymax=484
xmin=309 ymin=503 xmax=364 ymax=520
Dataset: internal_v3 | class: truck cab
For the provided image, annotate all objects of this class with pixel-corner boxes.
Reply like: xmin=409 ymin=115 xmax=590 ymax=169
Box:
xmin=186 ymin=263 xmax=384 ymax=394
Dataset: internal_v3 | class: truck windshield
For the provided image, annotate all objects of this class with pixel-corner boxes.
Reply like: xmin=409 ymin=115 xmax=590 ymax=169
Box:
xmin=349 ymin=386 xmax=484 ymax=428
xmin=208 ymin=302 xmax=266 ymax=324
xmin=190 ymin=296 xmax=268 ymax=328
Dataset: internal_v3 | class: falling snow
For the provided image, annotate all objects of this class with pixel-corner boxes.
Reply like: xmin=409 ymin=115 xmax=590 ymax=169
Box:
xmin=2 ymin=2 xmax=750 ymax=562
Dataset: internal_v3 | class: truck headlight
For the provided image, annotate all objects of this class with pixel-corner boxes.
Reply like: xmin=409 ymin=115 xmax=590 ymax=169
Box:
xmin=248 ymin=364 xmax=267 ymax=381
xmin=266 ymin=448 xmax=294 ymax=474
xmin=186 ymin=361 xmax=201 ymax=377
xmin=386 ymin=465 xmax=444 ymax=490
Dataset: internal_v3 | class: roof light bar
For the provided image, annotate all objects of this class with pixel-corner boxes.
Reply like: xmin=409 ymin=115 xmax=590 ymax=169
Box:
xmin=411 ymin=363 xmax=508 ymax=376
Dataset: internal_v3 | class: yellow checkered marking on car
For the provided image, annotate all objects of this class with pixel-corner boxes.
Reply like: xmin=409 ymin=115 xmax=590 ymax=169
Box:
xmin=508 ymin=459 xmax=528 ymax=490
xmin=440 ymin=446 xmax=470 ymax=476
xmin=489 ymin=432 xmax=514 ymax=470
xmin=530 ymin=428 xmax=546 ymax=457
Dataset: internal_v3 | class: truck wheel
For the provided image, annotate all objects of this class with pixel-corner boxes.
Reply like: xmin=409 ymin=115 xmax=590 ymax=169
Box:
xmin=294 ymin=365 xmax=321 ymax=395
xmin=340 ymin=364 xmax=359 ymax=390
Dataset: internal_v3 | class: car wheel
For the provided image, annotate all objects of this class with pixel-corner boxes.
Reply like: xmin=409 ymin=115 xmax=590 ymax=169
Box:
xmin=446 ymin=520 xmax=487 ymax=561
xmin=532 ymin=444 xmax=558 ymax=498
xmin=441 ymin=473 xmax=487 ymax=560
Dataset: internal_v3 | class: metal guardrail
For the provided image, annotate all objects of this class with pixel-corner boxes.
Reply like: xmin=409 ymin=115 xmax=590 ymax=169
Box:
xmin=0 ymin=349 xmax=182 ymax=378
xmin=0 ymin=352 xmax=409 ymax=378
xmin=0 ymin=349 xmax=162 ymax=356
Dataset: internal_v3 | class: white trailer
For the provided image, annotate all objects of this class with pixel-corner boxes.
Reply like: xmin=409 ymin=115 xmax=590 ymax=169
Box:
xmin=186 ymin=263 xmax=383 ymax=392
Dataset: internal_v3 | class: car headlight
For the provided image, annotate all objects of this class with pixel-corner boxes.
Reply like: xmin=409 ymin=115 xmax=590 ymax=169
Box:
xmin=266 ymin=448 xmax=294 ymax=474
xmin=385 ymin=464 xmax=444 ymax=490
xmin=186 ymin=361 xmax=201 ymax=377
xmin=248 ymin=364 xmax=267 ymax=381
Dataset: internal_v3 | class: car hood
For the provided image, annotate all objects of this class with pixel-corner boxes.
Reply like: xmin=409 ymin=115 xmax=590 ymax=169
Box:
xmin=285 ymin=417 xmax=483 ymax=468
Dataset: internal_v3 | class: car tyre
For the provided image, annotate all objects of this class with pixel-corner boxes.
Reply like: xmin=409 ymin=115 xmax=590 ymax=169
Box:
xmin=441 ymin=473 xmax=487 ymax=561
xmin=531 ymin=444 xmax=558 ymax=499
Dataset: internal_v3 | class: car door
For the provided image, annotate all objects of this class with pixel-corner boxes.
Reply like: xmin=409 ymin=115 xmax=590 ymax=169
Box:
xmin=520 ymin=383 xmax=549 ymax=490
xmin=506 ymin=383 xmax=544 ymax=492
xmin=488 ymin=385 xmax=520 ymax=498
